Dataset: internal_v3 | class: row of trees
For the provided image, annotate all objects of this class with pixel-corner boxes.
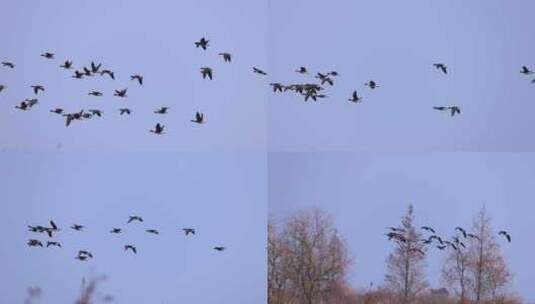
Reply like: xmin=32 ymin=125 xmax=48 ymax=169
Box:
xmin=268 ymin=206 xmax=519 ymax=304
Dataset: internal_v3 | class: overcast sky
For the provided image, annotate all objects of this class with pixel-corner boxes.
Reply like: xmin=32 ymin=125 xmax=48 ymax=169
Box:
xmin=0 ymin=153 xmax=266 ymax=303
xmin=0 ymin=0 xmax=267 ymax=152
xmin=268 ymin=0 xmax=535 ymax=151
xmin=269 ymin=153 xmax=535 ymax=301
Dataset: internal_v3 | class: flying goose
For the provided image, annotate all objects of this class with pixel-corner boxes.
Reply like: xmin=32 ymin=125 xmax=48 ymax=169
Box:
xmin=0 ymin=85 xmax=5 ymax=92
xmin=421 ymin=226 xmax=436 ymax=234
xmin=127 ymin=216 xmax=143 ymax=223
xmin=455 ymin=227 xmax=467 ymax=238
xmin=100 ymin=70 xmax=115 ymax=80
xmin=348 ymin=90 xmax=362 ymax=103
xmin=183 ymin=228 xmax=195 ymax=236
xmin=195 ymin=37 xmax=209 ymax=50
xmin=114 ymin=88 xmax=127 ymax=97
xmin=253 ymin=67 xmax=267 ymax=75
xmin=154 ymin=107 xmax=169 ymax=114
xmin=41 ymin=52 xmax=54 ymax=59
xmin=88 ymin=109 xmax=103 ymax=117
xmin=219 ymin=52 xmax=232 ymax=62
xmin=433 ymin=106 xmax=461 ymax=116
xmin=31 ymin=85 xmax=45 ymax=95
xmin=72 ymin=70 xmax=84 ymax=79
xmin=521 ymin=66 xmax=533 ymax=75
xmin=88 ymin=91 xmax=103 ymax=97
xmin=270 ymin=83 xmax=284 ymax=93
xmin=499 ymin=230 xmax=511 ymax=243
xmin=90 ymin=62 xmax=102 ymax=73
xmin=433 ymin=63 xmax=448 ymax=74
xmin=110 ymin=228 xmax=122 ymax=234
xmin=213 ymin=246 xmax=226 ymax=251
xmin=60 ymin=60 xmax=73 ymax=69
xmin=1 ymin=61 xmax=15 ymax=68
xmin=191 ymin=112 xmax=204 ymax=124
xmin=28 ymin=239 xmax=43 ymax=247
xmin=365 ymin=80 xmax=378 ymax=89
xmin=200 ymin=67 xmax=213 ymax=80
xmin=131 ymin=75 xmax=143 ymax=85
xmin=125 ymin=245 xmax=137 ymax=254
xmin=71 ymin=224 xmax=84 ymax=231
xmin=296 ymin=66 xmax=308 ymax=74
xmin=46 ymin=241 xmax=61 ymax=248
xmin=119 ymin=108 xmax=132 ymax=115
xmin=150 ymin=123 xmax=165 ymax=135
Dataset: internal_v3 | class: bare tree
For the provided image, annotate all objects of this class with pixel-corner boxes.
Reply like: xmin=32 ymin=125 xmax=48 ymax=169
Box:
xmin=466 ymin=207 xmax=511 ymax=303
xmin=384 ymin=204 xmax=428 ymax=304
xmin=442 ymin=241 xmax=472 ymax=303
xmin=268 ymin=208 xmax=352 ymax=304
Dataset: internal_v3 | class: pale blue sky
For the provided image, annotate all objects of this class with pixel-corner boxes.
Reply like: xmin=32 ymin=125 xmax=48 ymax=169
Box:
xmin=269 ymin=153 xmax=535 ymax=301
xmin=0 ymin=153 xmax=266 ymax=303
xmin=0 ymin=0 xmax=267 ymax=152
xmin=268 ymin=0 xmax=535 ymax=151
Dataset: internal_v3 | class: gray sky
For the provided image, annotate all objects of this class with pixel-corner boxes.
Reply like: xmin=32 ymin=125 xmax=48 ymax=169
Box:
xmin=268 ymin=0 xmax=535 ymax=151
xmin=0 ymin=153 xmax=266 ymax=303
xmin=269 ymin=153 xmax=535 ymax=301
xmin=0 ymin=0 xmax=267 ymax=152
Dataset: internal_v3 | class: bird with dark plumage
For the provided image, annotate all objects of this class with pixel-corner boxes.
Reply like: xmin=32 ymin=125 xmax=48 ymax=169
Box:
xmin=365 ymin=80 xmax=378 ymax=89
xmin=110 ymin=228 xmax=122 ymax=234
xmin=90 ymin=62 xmax=102 ymax=73
xmin=213 ymin=246 xmax=226 ymax=251
xmin=499 ymin=230 xmax=511 ymax=243
xmin=50 ymin=108 xmax=64 ymax=115
xmin=125 ymin=245 xmax=137 ymax=254
xmin=0 ymin=85 xmax=6 ymax=92
xmin=270 ymin=83 xmax=284 ymax=93
xmin=296 ymin=66 xmax=308 ymax=74
xmin=183 ymin=228 xmax=195 ymax=236
xmin=253 ymin=67 xmax=267 ymax=75
xmin=348 ymin=90 xmax=362 ymax=103
xmin=433 ymin=63 xmax=448 ymax=74
xmin=89 ymin=109 xmax=103 ymax=117
xmin=150 ymin=123 xmax=165 ymax=135
xmin=521 ymin=66 xmax=533 ymax=75
xmin=219 ymin=52 xmax=232 ymax=62
xmin=2 ymin=61 xmax=15 ymax=68
xmin=131 ymin=74 xmax=143 ymax=85
xmin=100 ymin=69 xmax=115 ymax=80
xmin=114 ymin=89 xmax=127 ymax=97
xmin=154 ymin=107 xmax=169 ymax=114
xmin=46 ymin=241 xmax=61 ymax=248
xmin=72 ymin=70 xmax=84 ymax=79
xmin=127 ymin=216 xmax=143 ymax=223
xmin=28 ymin=239 xmax=43 ymax=247
xmin=31 ymin=85 xmax=45 ymax=95
xmin=119 ymin=108 xmax=132 ymax=115
xmin=421 ymin=226 xmax=436 ymax=234
xmin=200 ymin=67 xmax=213 ymax=80
xmin=191 ymin=112 xmax=204 ymax=124
xmin=41 ymin=52 xmax=54 ymax=59
xmin=71 ymin=224 xmax=84 ymax=231
xmin=60 ymin=60 xmax=73 ymax=69
xmin=433 ymin=106 xmax=461 ymax=117
xmin=146 ymin=229 xmax=159 ymax=235
xmin=195 ymin=37 xmax=209 ymax=50
xmin=88 ymin=91 xmax=103 ymax=97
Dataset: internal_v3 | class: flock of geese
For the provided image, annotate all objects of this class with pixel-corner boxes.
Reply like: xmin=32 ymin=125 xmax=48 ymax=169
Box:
xmin=27 ymin=218 xmax=226 ymax=261
xmin=384 ymin=224 xmax=511 ymax=255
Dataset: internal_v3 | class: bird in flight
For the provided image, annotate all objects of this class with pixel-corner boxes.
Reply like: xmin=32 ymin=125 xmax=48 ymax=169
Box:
xmin=191 ymin=112 xmax=204 ymax=124
xmin=119 ymin=108 xmax=132 ymax=115
xmin=520 ymin=66 xmax=533 ymax=75
xmin=433 ymin=63 xmax=448 ymax=74
xmin=63 ymin=110 xmax=84 ymax=127
xmin=270 ymin=83 xmax=284 ymax=93
xmin=195 ymin=37 xmax=210 ymax=50
xmin=1 ymin=61 xmax=15 ymax=68
xmin=253 ymin=67 xmax=267 ymax=75
xmin=219 ymin=52 xmax=232 ymax=62
xmin=90 ymin=62 xmax=102 ymax=74
xmin=131 ymin=74 xmax=143 ymax=85
xmin=60 ymin=60 xmax=73 ymax=69
xmin=125 ymin=245 xmax=137 ymax=254
xmin=201 ymin=67 xmax=213 ymax=80
xmin=365 ymin=80 xmax=379 ymax=89
xmin=150 ymin=123 xmax=165 ymax=135
xmin=110 ymin=228 xmax=122 ymax=234
xmin=71 ymin=224 xmax=84 ymax=231
xmin=114 ymin=89 xmax=127 ymax=97
xmin=72 ymin=70 xmax=84 ymax=79
xmin=421 ymin=226 xmax=436 ymax=234
xmin=100 ymin=69 xmax=115 ymax=80
xmin=213 ymin=246 xmax=226 ymax=251
xmin=127 ymin=216 xmax=143 ymax=223
xmin=0 ymin=85 xmax=6 ymax=92
xmin=183 ymin=228 xmax=195 ymax=236
xmin=498 ymin=230 xmax=511 ymax=243
xmin=315 ymin=73 xmax=333 ymax=86
xmin=433 ymin=106 xmax=461 ymax=116
xmin=40 ymin=52 xmax=54 ymax=59
xmin=296 ymin=66 xmax=308 ymax=74
xmin=31 ymin=85 xmax=45 ymax=95
xmin=146 ymin=229 xmax=159 ymax=235
xmin=28 ymin=239 xmax=44 ymax=247
xmin=88 ymin=91 xmax=103 ymax=97
xmin=46 ymin=241 xmax=61 ymax=248
xmin=50 ymin=108 xmax=64 ymax=115
xmin=348 ymin=90 xmax=362 ymax=103
xmin=88 ymin=109 xmax=103 ymax=117
xmin=154 ymin=107 xmax=169 ymax=114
